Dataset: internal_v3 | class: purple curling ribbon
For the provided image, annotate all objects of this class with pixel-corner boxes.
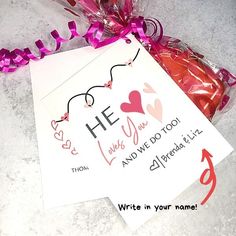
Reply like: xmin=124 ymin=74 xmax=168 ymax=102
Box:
xmin=0 ymin=17 xmax=161 ymax=73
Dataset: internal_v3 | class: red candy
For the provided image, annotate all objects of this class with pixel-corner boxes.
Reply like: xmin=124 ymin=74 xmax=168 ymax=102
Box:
xmin=150 ymin=39 xmax=226 ymax=119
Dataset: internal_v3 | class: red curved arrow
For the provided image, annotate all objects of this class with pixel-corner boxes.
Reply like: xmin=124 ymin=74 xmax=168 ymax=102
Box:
xmin=200 ymin=149 xmax=216 ymax=205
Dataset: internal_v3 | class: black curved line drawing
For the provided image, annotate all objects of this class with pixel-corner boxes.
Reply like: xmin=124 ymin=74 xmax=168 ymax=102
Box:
xmin=56 ymin=48 xmax=141 ymax=123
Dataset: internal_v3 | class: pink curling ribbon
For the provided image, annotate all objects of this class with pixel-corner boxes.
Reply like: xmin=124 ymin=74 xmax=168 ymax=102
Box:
xmin=0 ymin=21 xmax=80 ymax=73
xmin=218 ymin=68 xmax=236 ymax=87
xmin=0 ymin=17 xmax=159 ymax=73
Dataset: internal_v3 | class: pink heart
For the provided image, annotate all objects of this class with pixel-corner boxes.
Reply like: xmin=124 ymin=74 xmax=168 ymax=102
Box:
xmin=143 ymin=82 xmax=156 ymax=94
xmin=120 ymin=90 xmax=144 ymax=114
xmin=54 ymin=130 xmax=64 ymax=141
xmin=104 ymin=81 xmax=112 ymax=89
xmin=62 ymin=140 xmax=71 ymax=149
xmin=51 ymin=120 xmax=58 ymax=131
xmin=71 ymin=147 xmax=78 ymax=155
xmin=84 ymin=100 xmax=92 ymax=108
xmin=146 ymin=99 xmax=163 ymax=122
xmin=61 ymin=112 xmax=69 ymax=121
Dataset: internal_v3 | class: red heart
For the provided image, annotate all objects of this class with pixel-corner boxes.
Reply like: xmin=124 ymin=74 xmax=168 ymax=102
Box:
xmin=54 ymin=130 xmax=64 ymax=141
xmin=62 ymin=140 xmax=71 ymax=149
xmin=51 ymin=120 xmax=58 ymax=131
xmin=120 ymin=90 xmax=144 ymax=114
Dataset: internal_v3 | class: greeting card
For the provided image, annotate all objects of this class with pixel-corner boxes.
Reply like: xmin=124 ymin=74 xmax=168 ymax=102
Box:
xmin=30 ymin=35 xmax=233 ymax=229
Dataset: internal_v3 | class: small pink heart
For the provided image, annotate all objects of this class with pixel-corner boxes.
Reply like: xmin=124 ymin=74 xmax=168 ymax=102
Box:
xmin=54 ymin=130 xmax=64 ymax=141
xmin=143 ymin=82 xmax=156 ymax=94
xmin=62 ymin=140 xmax=71 ymax=149
xmin=61 ymin=112 xmax=69 ymax=121
xmin=84 ymin=100 xmax=92 ymax=108
xmin=120 ymin=90 xmax=144 ymax=114
xmin=146 ymin=99 xmax=163 ymax=122
xmin=104 ymin=81 xmax=112 ymax=89
xmin=51 ymin=120 xmax=58 ymax=131
xmin=125 ymin=59 xmax=133 ymax=67
xmin=71 ymin=147 xmax=78 ymax=155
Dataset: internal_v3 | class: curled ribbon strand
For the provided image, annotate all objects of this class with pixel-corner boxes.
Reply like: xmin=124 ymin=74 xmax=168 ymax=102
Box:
xmin=1 ymin=14 xmax=234 ymax=97
xmin=0 ymin=16 xmax=163 ymax=73
xmin=0 ymin=21 xmax=81 ymax=73
xmin=0 ymin=17 xmax=161 ymax=73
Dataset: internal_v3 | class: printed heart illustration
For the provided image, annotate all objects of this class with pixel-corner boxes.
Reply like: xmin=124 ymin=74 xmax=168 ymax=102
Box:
xmin=71 ymin=147 xmax=78 ymax=155
xmin=61 ymin=112 xmax=69 ymax=121
xmin=150 ymin=159 xmax=160 ymax=171
xmin=104 ymin=81 xmax=112 ymax=89
xmin=147 ymin=98 xmax=163 ymax=122
xmin=143 ymin=82 xmax=156 ymax=94
xmin=62 ymin=140 xmax=71 ymax=149
xmin=125 ymin=59 xmax=133 ymax=67
xmin=51 ymin=120 xmax=58 ymax=131
xmin=120 ymin=90 xmax=145 ymax=114
xmin=54 ymin=130 xmax=64 ymax=141
xmin=84 ymin=100 xmax=93 ymax=108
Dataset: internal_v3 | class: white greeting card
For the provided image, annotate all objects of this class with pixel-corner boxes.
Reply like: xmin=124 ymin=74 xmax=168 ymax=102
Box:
xmin=30 ymin=45 xmax=113 ymax=208
xmin=30 ymin=35 xmax=233 ymax=229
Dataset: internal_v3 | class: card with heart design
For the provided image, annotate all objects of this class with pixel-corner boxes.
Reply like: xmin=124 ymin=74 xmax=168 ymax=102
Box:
xmin=31 ymin=35 xmax=233 ymax=229
xmin=30 ymin=45 xmax=113 ymax=208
